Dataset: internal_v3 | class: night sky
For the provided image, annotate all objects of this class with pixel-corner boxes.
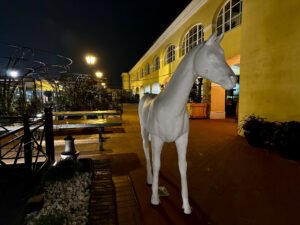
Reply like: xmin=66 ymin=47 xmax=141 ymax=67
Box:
xmin=0 ymin=0 xmax=191 ymax=88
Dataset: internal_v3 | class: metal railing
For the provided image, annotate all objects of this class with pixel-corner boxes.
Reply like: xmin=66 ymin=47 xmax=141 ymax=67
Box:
xmin=0 ymin=108 xmax=55 ymax=175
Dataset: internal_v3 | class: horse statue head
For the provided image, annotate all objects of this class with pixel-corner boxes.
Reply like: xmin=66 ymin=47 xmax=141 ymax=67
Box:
xmin=193 ymin=32 xmax=237 ymax=90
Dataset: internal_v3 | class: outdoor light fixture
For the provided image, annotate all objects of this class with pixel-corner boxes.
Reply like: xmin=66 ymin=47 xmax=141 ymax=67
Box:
xmin=101 ymin=82 xmax=106 ymax=86
xmin=85 ymin=54 xmax=97 ymax=65
xmin=95 ymin=71 xmax=103 ymax=78
xmin=8 ymin=69 xmax=19 ymax=78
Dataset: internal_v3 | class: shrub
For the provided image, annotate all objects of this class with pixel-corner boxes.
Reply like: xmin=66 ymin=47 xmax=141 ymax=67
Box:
xmin=242 ymin=115 xmax=300 ymax=161
xmin=273 ymin=121 xmax=300 ymax=160
xmin=241 ymin=115 xmax=270 ymax=147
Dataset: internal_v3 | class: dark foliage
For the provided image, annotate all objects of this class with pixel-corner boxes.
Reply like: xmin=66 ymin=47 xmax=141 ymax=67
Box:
xmin=241 ymin=115 xmax=271 ymax=147
xmin=273 ymin=121 xmax=300 ymax=160
xmin=241 ymin=115 xmax=300 ymax=161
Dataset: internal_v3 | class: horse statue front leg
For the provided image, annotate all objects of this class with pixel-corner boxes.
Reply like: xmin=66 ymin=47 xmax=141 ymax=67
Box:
xmin=175 ymin=132 xmax=192 ymax=214
xmin=150 ymin=135 xmax=164 ymax=205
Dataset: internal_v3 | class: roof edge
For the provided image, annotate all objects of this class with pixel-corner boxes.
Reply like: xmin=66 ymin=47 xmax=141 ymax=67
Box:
xmin=129 ymin=0 xmax=208 ymax=73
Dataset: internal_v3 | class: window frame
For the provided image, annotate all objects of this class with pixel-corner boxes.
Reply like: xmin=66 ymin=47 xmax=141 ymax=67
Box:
xmin=181 ymin=24 xmax=204 ymax=56
xmin=145 ymin=63 xmax=150 ymax=75
xmin=216 ymin=0 xmax=242 ymax=35
xmin=153 ymin=56 xmax=160 ymax=71
xmin=165 ymin=45 xmax=176 ymax=65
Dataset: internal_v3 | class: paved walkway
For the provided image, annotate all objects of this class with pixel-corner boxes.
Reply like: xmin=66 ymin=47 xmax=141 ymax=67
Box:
xmin=54 ymin=104 xmax=300 ymax=225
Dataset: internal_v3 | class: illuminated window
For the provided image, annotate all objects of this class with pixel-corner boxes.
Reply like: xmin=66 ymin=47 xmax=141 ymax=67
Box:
xmin=181 ymin=24 xmax=204 ymax=56
xmin=145 ymin=64 xmax=150 ymax=75
xmin=216 ymin=0 xmax=242 ymax=35
xmin=165 ymin=45 xmax=175 ymax=65
xmin=153 ymin=56 xmax=160 ymax=71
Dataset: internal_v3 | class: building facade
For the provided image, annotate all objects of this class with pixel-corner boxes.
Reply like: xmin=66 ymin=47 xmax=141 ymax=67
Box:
xmin=122 ymin=0 xmax=300 ymax=124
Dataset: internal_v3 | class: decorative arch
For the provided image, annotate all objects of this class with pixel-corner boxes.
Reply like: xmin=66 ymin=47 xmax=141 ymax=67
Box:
xmin=151 ymin=83 xmax=160 ymax=94
xmin=144 ymin=84 xmax=151 ymax=94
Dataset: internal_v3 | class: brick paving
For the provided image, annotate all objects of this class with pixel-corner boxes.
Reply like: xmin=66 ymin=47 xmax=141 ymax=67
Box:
xmin=54 ymin=104 xmax=300 ymax=225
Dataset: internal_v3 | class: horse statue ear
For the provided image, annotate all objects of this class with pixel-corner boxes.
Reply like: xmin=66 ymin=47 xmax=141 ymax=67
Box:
xmin=206 ymin=32 xmax=224 ymax=45
xmin=216 ymin=32 xmax=224 ymax=43
xmin=206 ymin=32 xmax=218 ymax=45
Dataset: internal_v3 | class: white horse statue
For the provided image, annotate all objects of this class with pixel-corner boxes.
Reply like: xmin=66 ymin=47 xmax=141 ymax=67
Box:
xmin=138 ymin=32 xmax=237 ymax=214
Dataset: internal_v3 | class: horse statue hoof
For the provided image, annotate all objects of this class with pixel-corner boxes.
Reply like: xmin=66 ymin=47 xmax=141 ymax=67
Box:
xmin=183 ymin=206 xmax=192 ymax=214
xmin=151 ymin=196 xmax=160 ymax=205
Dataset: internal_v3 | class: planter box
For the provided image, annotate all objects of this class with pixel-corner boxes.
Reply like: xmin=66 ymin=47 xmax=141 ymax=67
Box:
xmin=187 ymin=103 xmax=208 ymax=119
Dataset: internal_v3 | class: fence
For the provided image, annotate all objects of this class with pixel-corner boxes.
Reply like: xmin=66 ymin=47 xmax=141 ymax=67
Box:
xmin=0 ymin=108 xmax=55 ymax=175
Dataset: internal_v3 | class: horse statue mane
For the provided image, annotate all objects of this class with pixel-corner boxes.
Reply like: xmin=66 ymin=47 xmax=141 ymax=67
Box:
xmin=138 ymin=32 xmax=237 ymax=214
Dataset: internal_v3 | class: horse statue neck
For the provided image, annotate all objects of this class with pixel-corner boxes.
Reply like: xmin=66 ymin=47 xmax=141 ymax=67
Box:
xmin=157 ymin=44 xmax=203 ymax=113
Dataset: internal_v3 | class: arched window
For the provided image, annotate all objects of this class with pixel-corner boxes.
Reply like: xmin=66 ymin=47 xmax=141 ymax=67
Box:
xmin=140 ymin=68 xmax=144 ymax=78
xmin=165 ymin=45 xmax=175 ymax=65
xmin=153 ymin=56 xmax=160 ymax=71
xmin=145 ymin=64 xmax=150 ymax=75
xmin=181 ymin=24 xmax=204 ymax=56
xmin=216 ymin=0 xmax=242 ymax=35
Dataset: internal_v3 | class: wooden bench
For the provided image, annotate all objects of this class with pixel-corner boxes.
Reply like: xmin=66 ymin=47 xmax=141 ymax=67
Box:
xmin=53 ymin=110 xmax=122 ymax=120
xmin=53 ymin=118 xmax=122 ymax=151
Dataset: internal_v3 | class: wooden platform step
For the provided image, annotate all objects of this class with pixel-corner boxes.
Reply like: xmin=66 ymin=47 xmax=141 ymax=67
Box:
xmin=88 ymin=159 xmax=117 ymax=225
xmin=113 ymin=176 xmax=142 ymax=225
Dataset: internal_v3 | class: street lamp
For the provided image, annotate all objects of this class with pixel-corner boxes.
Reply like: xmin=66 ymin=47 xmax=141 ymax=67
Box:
xmin=7 ymin=69 xmax=19 ymax=78
xmin=85 ymin=54 xmax=97 ymax=65
xmin=95 ymin=71 xmax=103 ymax=78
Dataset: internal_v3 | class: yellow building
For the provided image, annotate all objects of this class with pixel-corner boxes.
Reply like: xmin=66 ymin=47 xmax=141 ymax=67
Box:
xmin=122 ymin=0 xmax=300 ymax=124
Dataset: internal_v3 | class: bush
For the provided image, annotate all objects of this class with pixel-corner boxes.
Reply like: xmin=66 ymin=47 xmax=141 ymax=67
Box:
xmin=241 ymin=115 xmax=277 ymax=148
xmin=241 ymin=115 xmax=300 ymax=160
xmin=273 ymin=121 xmax=300 ymax=160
